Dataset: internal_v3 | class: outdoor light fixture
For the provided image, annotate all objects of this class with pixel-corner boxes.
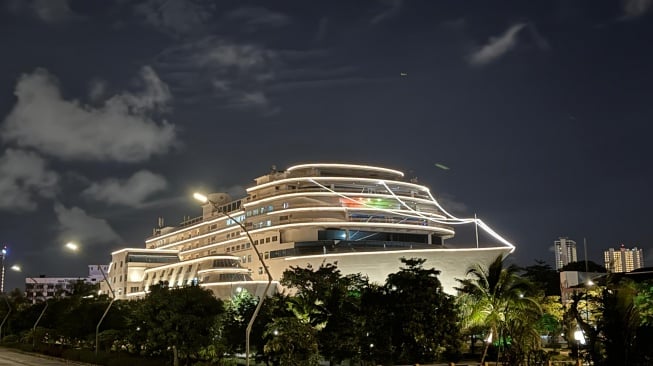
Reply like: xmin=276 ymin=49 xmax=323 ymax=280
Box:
xmin=574 ymin=329 xmax=586 ymax=345
xmin=193 ymin=191 xmax=272 ymax=366
xmin=65 ymin=242 xmax=79 ymax=251
xmin=193 ymin=192 xmax=208 ymax=203
xmin=11 ymin=264 xmax=48 ymax=348
xmin=65 ymin=242 xmax=114 ymax=356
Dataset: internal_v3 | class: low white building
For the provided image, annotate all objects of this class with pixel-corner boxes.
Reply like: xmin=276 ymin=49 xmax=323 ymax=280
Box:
xmin=24 ymin=265 xmax=108 ymax=303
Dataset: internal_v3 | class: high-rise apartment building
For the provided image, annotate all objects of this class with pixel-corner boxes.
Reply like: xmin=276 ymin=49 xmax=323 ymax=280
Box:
xmin=604 ymin=245 xmax=644 ymax=273
xmin=554 ymin=237 xmax=577 ymax=270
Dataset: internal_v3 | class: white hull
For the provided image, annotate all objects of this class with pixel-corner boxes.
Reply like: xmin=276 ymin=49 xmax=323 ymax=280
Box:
xmin=266 ymin=245 xmax=512 ymax=294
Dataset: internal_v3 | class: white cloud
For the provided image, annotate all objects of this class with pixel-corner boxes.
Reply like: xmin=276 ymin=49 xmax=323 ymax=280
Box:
xmin=370 ymin=0 xmax=402 ymax=24
xmin=158 ymin=37 xmax=278 ymax=111
xmin=88 ymin=79 xmax=107 ymax=101
xmin=193 ymin=39 xmax=276 ymax=71
xmin=622 ymin=0 xmax=653 ymax=19
xmin=226 ymin=7 xmax=290 ymax=30
xmin=7 ymin=0 xmax=82 ymax=23
xmin=1 ymin=66 xmax=177 ymax=163
xmin=134 ymin=0 xmax=216 ymax=37
xmin=239 ymin=92 xmax=269 ymax=107
xmin=54 ymin=203 xmax=123 ymax=245
xmin=31 ymin=0 xmax=80 ymax=23
xmin=158 ymin=37 xmax=362 ymax=112
xmin=0 ymin=149 xmax=58 ymax=211
xmin=469 ymin=23 xmax=526 ymax=66
xmin=82 ymin=170 xmax=168 ymax=207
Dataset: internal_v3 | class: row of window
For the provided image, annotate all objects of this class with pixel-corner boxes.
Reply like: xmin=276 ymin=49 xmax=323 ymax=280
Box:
xmin=226 ymin=242 xmax=251 ymax=253
xmin=249 ymin=220 xmax=272 ymax=229
xmin=151 ymin=201 xmax=291 ymax=249
xmin=246 ymin=205 xmax=274 ymax=217
xmin=226 ymin=214 xmax=246 ymax=226
xmin=214 ymin=200 xmax=242 ymax=214
xmin=254 ymin=235 xmax=278 ymax=245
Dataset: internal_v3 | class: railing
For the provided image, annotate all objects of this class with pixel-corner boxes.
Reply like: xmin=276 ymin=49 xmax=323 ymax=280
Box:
xmin=252 ymin=184 xmax=433 ymax=201
xmin=270 ymin=240 xmax=441 ymax=259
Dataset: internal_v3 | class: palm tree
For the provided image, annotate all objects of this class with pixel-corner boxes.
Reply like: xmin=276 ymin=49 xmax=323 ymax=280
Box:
xmin=456 ymin=255 xmax=541 ymax=365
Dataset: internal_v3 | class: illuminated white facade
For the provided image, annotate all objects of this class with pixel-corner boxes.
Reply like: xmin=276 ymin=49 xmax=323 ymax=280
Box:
xmin=107 ymin=163 xmax=515 ymax=298
xmin=604 ymin=245 xmax=644 ymax=273
xmin=554 ymin=237 xmax=577 ymax=270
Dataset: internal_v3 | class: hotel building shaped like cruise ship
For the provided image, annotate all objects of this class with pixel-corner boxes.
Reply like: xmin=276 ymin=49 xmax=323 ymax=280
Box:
xmin=104 ymin=163 xmax=515 ymax=299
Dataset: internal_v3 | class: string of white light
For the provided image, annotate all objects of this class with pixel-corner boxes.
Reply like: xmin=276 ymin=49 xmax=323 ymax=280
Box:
xmin=307 ymin=178 xmax=515 ymax=250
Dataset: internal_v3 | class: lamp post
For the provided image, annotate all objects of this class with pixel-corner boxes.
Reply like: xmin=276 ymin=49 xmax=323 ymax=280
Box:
xmin=10 ymin=265 xmax=48 ymax=349
xmin=193 ymin=192 xmax=273 ymax=366
xmin=64 ymin=242 xmax=115 ymax=356
xmin=0 ymin=292 xmax=11 ymax=341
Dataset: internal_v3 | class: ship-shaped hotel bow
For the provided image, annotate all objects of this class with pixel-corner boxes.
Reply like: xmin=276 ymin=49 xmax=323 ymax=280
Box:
xmin=104 ymin=163 xmax=515 ymax=299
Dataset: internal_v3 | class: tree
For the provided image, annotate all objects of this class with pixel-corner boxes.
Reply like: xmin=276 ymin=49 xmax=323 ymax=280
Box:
xmin=457 ymin=255 xmax=541 ymax=365
xmin=560 ymin=261 xmax=606 ymax=273
xmin=221 ymin=289 xmax=258 ymax=354
xmin=599 ymin=279 xmax=639 ymax=366
xmin=263 ymin=317 xmax=320 ymax=366
xmin=634 ymin=280 xmax=653 ymax=326
xmin=536 ymin=296 xmax=564 ymax=346
xmin=521 ymin=260 xmax=560 ymax=296
xmin=131 ymin=284 xmax=224 ymax=366
xmin=384 ymin=258 xmax=461 ymax=364
xmin=281 ymin=263 xmax=367 ymax=365
xmin=359 ymin=283 xmax=393 ymax=365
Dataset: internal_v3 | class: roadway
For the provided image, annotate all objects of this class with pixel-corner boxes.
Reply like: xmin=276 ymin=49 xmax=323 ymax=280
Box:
xmin=0 ymin=348 xmax=91 ymax=365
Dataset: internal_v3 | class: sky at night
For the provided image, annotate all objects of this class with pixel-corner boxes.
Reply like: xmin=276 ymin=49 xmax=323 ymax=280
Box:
xmin=0 ymin=0 xmax=652 ymax=292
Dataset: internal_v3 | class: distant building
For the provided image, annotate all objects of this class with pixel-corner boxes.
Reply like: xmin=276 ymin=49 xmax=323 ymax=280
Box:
xmin=24 ymin=265 xmax=108 ymax=303
xmin=554 ymin=237 xmax=577 ymax=270
xmin=604 ymin=245 xmax=644 ymax=273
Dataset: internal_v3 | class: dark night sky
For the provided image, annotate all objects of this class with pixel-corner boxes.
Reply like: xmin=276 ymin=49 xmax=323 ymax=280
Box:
xmin=0 ymin=0 xmax=651 ymax=291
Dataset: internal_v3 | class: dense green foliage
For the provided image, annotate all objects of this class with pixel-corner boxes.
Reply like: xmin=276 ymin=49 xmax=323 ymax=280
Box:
xmin=1 ymin=260 xmax=652 ymax=366
xmin=457 ymin=255 xmax=542 ymax=365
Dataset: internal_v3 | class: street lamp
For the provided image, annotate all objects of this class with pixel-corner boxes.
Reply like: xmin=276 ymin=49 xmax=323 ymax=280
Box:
xmin=193 ymin=192 xmax=273 ymax=366
xmin=0 ymin=289 xmax=11 ymax=342
xmin=64 ymin=242 xmax=115 ymax=356
xmin=10 ymin=265 xmax=48 ymax=349
xmin=65 ymin=242 xmax=79 ymax=252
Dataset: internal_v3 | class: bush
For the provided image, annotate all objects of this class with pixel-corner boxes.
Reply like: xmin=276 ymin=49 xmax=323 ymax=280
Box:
xmin=1 ymin=334 xmax=19 ymax=343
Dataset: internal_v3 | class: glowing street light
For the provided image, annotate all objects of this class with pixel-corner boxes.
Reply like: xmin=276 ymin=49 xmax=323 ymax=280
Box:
xmin=193 ymin=191 xmax=273 ymax=366
xmin=11 ymin=264 xmax=48 ymax=348
xmin=65 ymin=242 xmax=79 ymax=252
xmin=192 ymin=192 xmax=208 ymax=203
xmin=65 ymin=242 xmax=114 ymax=356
